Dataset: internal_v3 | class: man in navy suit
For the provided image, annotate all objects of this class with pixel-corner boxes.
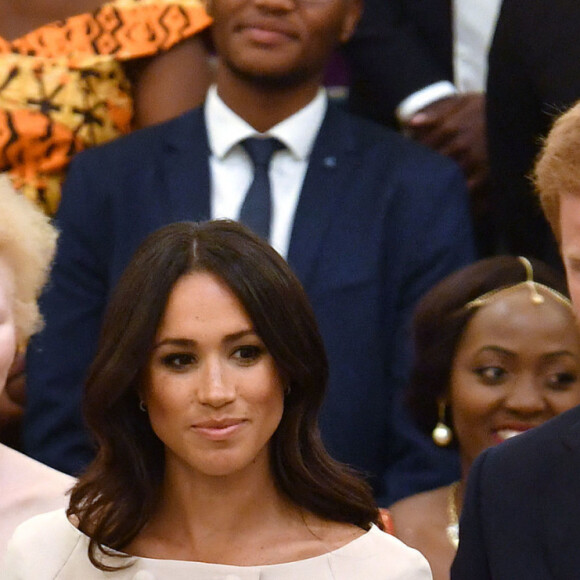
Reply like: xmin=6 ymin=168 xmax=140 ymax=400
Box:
xmin=451 ymin=100 xmax=580 ymax=578
xmin=24 ymin=0 xmax=474 ymax=504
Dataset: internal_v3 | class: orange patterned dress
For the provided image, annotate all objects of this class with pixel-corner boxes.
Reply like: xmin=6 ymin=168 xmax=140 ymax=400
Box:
xmin=0 ymin=0 xmax=212 ymax=214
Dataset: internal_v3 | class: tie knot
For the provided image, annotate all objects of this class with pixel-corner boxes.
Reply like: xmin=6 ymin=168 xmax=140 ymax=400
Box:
xmin=242 ymin=137 xmax=283 ymax=167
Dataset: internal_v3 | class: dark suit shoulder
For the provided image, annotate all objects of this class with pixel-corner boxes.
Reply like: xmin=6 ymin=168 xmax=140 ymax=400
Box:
xmin=345 ymin=0 xmax=452 ymax=125
xmin=453 ymin=405 xmax=580 ymax=579
xmin=71 ymin=107 xmax=205 ymax=166
xmin=329 ymin=104 xmax=463 ymax=173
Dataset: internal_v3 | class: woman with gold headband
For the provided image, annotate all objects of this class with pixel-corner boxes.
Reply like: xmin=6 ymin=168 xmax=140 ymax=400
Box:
xmin=388 ymin=255 xmax=580 ymax=580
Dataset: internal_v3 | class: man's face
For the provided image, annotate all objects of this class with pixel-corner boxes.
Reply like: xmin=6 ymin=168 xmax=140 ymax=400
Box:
xmin=210 ymin=0 xmax=361 ymax=87
xmin=559 ymin=193 xmax=580 ymax=312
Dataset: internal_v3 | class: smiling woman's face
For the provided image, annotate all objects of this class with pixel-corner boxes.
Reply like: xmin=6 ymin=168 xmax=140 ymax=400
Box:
xmin=0 ymin=256 xmax=16 ymax=394
xmin=449 ymin=286 xmax=580 ymax=476
xmin=144 ymin=271 xmax=285 ymax=482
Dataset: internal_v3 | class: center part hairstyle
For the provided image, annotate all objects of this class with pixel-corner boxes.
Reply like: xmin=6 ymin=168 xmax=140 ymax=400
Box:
xmin=68 ymin=219 xmax=380 ymax=569
xmin=405 ymin=255 xmax=570 ymax=442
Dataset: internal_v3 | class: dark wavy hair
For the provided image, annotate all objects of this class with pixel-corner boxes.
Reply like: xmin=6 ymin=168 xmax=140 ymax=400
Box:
xmin=68 ymin=219 xmax=381 ymax=570
xmin=406 ymin=255 xmax=570 ymax=444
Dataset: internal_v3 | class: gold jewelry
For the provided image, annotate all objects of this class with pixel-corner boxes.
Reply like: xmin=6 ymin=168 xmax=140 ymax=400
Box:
xmin=432 ymin=401 xmax=453 ymax=447
xmin=446 ymin=481 xmax=460 ymax=549
xmin=465 ymin=256 xmax=571 ymax=310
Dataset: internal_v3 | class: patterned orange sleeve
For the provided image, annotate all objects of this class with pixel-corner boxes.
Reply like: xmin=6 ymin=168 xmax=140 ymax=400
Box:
xmin=12 ymin=0 xmax=213 ymax=62
xmin=97 ymin=0 xmax=214 ymax=60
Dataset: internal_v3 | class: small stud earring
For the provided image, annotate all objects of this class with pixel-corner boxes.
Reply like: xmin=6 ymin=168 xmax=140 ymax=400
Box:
xmin=432 ymin=401 xmax=453 ymax=447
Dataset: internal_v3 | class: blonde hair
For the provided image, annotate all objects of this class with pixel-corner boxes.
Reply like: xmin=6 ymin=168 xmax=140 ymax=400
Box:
xmin=0 ymin=175 xmax=58 ymax=344
xmin=533 ymin=101 xmax=580 ymax=243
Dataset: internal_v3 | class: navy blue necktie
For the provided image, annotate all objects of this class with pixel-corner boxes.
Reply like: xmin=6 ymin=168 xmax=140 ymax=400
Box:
xmin=239 ymin=137 xmax=283 ymax=241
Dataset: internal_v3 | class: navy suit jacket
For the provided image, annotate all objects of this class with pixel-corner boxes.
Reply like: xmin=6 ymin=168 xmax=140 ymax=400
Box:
xmin=452 ymin=404 xmax=580 ymax=579
xmin=344 ymin=0 xmax=452 ymax=127
xmin=25 ymin=103 xmax=473 ymax=504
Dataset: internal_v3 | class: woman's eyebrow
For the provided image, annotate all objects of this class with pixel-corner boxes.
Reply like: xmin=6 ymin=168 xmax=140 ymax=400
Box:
xmin=153 ymin=329 xmax=257 ymax=349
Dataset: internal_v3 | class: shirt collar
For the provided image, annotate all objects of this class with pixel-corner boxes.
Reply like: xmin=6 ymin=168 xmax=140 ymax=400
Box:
xmin=205 ymin=85 xmax=328 ymax=161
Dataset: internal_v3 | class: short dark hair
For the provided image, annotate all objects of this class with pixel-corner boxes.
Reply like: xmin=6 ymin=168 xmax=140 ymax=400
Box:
xmin=406 ymin=255 xmax=569 ymax=442
xmin=68 ymin=220 xmax=380 ymax=570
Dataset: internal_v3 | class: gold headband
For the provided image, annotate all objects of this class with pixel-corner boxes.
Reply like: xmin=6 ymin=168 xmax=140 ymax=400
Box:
xmin=465 ymin=256 xmax=572 ymax=310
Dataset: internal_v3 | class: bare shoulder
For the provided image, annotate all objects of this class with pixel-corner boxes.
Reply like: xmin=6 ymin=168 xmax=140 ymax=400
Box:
xmin=389 ymin=486 xmax=449 ymax=544
xmin=391 ymin=486 xmax=448 ymax=515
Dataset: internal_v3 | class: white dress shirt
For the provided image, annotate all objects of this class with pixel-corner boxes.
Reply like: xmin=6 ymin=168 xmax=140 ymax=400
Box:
xmin=453 ymin=0 xmax=502 ymax=92
xmin=205 ymin=86 xmax=327 ymax=258
xmin=396 ymin=0 xmax=502 ymax=121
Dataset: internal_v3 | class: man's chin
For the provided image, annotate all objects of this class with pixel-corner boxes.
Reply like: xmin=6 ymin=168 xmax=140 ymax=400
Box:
xmin=226 ymin=61 xmax=316 ymax=90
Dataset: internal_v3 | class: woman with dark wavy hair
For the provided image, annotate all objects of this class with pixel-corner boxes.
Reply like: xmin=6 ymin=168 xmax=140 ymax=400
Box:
xmin=2 ymin=220 xmax=430 ymax=579
xmin=389 ymin=255 xmax=580 ymax=580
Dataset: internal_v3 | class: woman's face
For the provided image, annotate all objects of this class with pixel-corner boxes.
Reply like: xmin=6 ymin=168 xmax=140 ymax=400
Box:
xmin=0 ymin=257 xmax=16 ymax=393
xmin=144 ymin=271 xmax=285 ymax=482
xmin=450 ymin=287 xmax=580 ymax=475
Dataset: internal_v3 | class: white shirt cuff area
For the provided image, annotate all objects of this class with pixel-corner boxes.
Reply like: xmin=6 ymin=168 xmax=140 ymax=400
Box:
xmin=396 ymin=81 xmax=458 ymax=123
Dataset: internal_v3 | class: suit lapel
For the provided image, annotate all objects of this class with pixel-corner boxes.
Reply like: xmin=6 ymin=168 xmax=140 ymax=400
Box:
xmin=162 ymin=108 xmax=212 ymax=222
xmin=542 ymin=411 xmax=580 ymax=576
xmin=156 ymin=105 xmax=358 ymax=284
xmin=287 ymin=104 xmax=356 ymax=287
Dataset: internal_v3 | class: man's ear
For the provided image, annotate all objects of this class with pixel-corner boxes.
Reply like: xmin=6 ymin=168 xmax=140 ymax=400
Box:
xmin=339 ymin=0 xmax=363 ymax=44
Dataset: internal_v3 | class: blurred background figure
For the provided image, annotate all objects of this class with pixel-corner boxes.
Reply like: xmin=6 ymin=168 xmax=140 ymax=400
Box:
xmin=486 ymin=0 xmax=580 ymax=271
xmin=389 ymin=255 xmax=580 ymax=580
xmin=0 ymin=0 xmax=212 ymax=215
xmin=0 ymin=0 xmax=212 ymax=442
xmin=0 ymin=176 xmax=74 ymax=557
xmin=3 ymin=220 xmax=431 ymax=579
xmin=344 ymin=0 xmax=502 ymax=256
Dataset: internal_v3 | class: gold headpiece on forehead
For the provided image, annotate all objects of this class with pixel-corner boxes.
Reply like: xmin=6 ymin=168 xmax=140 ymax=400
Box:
xmin=465 ymin=256 xmax=572 ymax=310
